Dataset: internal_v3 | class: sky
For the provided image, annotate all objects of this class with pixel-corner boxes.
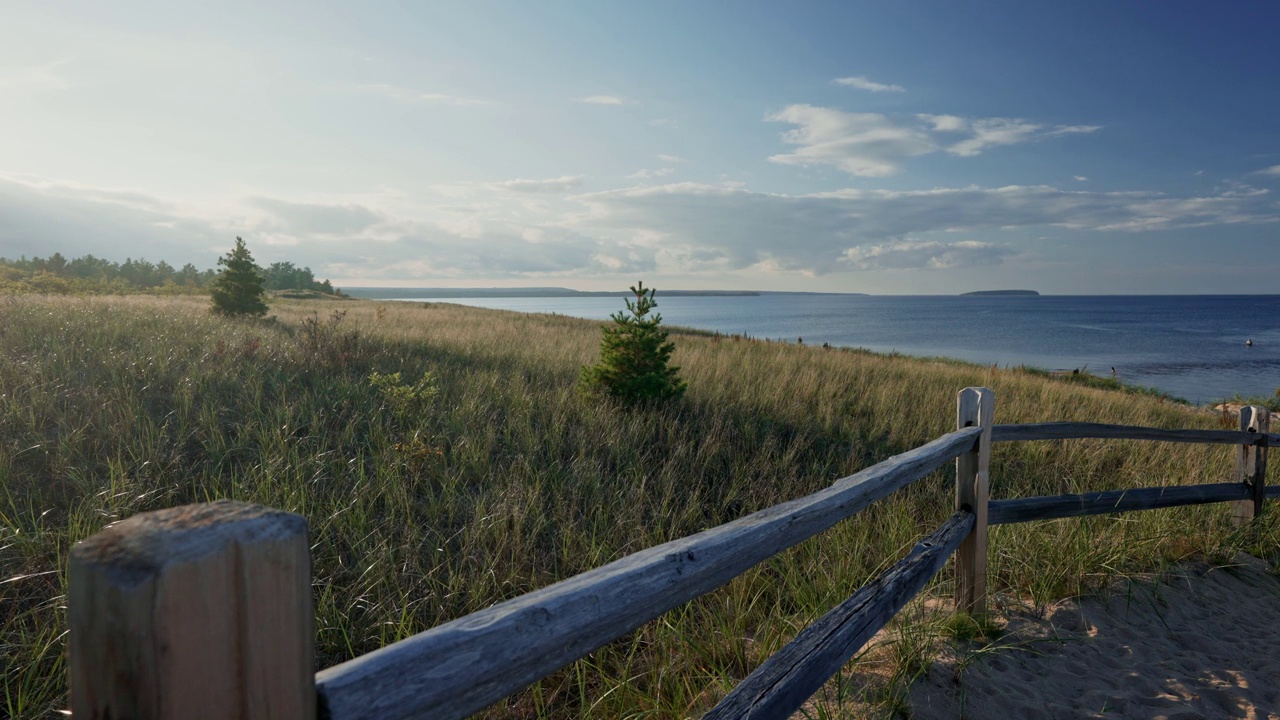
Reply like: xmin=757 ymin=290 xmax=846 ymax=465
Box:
xmin=2 ymin=1 xmax=1279 ymax=294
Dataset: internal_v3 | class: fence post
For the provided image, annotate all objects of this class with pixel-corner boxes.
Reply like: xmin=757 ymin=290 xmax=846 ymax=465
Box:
xmin=1229 ymin=405 xmax=1270 ymax=526
xmin=955 ymin=387 xmax=994 ymax=616
xmin=69 ymin=500 xmax=314 ymax=719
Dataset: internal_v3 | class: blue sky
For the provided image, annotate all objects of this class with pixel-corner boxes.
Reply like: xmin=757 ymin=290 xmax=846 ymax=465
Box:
xmin=2 ymin=1 xmax=1279 ymax=293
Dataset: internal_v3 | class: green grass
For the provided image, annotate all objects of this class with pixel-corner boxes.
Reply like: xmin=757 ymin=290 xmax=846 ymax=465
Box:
xmin=2 ymin=295 xmax=1276 ymax=719
xmin=1217 ymin=390 xmax=1280 ymax=413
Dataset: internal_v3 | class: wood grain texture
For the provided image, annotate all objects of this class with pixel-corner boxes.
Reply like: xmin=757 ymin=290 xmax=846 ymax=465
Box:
xmin=987 ymin=483 xmax=1251 ymax=525
xmin=315 ymin=427 xmax=982 ymax=720
xmin=990 ymin=422 xmax=1278 ymax=446
xmin=70 ymin=500 xmax=314 ymax=720
xmin=1229 ymin=406 xmax=1270 ymax=526
xmin=702 ymin=511 xmax=975 ymax=720
xmin=954 ymin=387 xmax=994 ymax=616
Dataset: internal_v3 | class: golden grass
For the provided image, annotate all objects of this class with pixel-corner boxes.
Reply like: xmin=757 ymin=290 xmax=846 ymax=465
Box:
xmin=1 ymin=294 xmax=1275 ymax=718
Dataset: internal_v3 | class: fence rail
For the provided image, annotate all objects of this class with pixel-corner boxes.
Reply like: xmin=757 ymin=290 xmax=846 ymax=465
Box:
xmin=67 ymin=390 xmax=1274 ymax=720
xmin=988 ymin=482 xmax=1253 ymax=524
xmin=990 ymin=421 xmax=1279 ymax=446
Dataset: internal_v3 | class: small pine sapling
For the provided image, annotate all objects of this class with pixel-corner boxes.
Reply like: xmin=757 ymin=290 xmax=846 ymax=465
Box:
xmin=210 ymin=237 xmax=268 ymax=317
xmin=580 ymin=281 xmax=687 ymax=403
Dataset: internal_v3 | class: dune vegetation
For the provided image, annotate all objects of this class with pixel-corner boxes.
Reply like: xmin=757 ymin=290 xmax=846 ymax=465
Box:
xmin=2 ymin=294 xmax=1277 ymax=719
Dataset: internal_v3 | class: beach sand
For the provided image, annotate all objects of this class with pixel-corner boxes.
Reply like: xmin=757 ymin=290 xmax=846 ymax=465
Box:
xmin=906 ymin=554 xmax=1280 ymax=720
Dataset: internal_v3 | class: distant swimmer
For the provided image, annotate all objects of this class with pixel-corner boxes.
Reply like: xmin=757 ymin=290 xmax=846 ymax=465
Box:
xmin=1247 ymin=339 xmax=1254 ymax=347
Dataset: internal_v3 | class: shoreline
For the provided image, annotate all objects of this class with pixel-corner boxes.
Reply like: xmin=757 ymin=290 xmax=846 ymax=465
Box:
xmin=380 ymin=295 xmax=1278 ymax=406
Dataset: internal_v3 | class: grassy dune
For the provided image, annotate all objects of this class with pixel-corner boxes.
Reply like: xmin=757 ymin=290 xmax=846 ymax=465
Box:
xmin=2 ymin=295 xmax=1277 ymax=718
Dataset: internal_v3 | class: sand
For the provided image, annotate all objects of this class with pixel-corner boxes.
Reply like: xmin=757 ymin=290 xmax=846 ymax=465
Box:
xmin=906 ymin=554 xmax=1280 ymax=720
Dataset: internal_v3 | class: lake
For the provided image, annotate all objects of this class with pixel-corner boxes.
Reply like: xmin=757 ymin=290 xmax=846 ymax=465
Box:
xmin=378 ymin=293 xmax=1280 ymax=404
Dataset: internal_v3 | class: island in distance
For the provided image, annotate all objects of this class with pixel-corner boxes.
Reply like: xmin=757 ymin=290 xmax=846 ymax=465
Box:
xmin=960 ymin=289 xmax=1040 ymax=296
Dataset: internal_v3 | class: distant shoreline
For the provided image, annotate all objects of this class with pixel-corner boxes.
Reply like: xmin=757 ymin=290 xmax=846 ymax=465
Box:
xmin=343 ymin=287 xmax=763 ymax=299
xmin=960 ymin=289 xmax=1040 ymax=296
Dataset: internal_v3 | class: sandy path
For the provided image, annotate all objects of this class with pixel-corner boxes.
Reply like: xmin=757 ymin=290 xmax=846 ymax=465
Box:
xmin=908 ymin=555 xmax=1280 ymax=720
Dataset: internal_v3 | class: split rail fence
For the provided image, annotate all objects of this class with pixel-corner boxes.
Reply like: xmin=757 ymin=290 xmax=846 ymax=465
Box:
xmin=68 ymin=388 xmax=1276 ymax=719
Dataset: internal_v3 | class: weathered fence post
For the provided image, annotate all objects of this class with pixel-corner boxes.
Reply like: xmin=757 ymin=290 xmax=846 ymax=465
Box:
xmin=1229 ymin=405 xmax=1270 ymax=526
xmin=70 ymin=500 xmax=314 ymax=720
xmin=955 ymin=387 xmax=994 ymax=616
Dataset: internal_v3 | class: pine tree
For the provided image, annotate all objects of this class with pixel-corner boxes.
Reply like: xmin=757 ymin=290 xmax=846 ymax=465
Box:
xmin=580 ymin=282 xmax=687 ymax=403
xmin=210 ymin=237 xmax=268 ymax=317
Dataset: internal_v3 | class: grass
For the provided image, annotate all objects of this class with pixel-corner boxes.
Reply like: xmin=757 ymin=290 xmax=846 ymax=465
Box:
xmin=2 ymin=294 xmax=1277 ymax=719
xmin=1217 ymin=390 xmax=1280 ymax=413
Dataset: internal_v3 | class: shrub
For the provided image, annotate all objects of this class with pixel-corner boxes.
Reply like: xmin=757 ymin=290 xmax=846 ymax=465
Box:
xmin=210 ymin=237 xmax=268 ymax=317
xmin=297 ymin=309 xmax=363 ymax=368
xmin=580 ymin=281 xmax=686 ymax=403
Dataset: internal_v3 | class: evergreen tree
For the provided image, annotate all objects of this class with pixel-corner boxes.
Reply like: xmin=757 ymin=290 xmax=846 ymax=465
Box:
xmin=210 ymin=237 xmax=268 ymax=317
xmin=580 ymin=282 xmax=686 ymax=403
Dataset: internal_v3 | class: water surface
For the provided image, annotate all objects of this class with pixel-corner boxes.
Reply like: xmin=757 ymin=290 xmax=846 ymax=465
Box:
xmin=380 ymin=294 xmax=1280 ymax=404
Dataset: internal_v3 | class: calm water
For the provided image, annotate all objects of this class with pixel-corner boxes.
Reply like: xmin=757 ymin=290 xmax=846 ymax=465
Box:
xmin=383 ymin=294 xmax=1280 ymax=404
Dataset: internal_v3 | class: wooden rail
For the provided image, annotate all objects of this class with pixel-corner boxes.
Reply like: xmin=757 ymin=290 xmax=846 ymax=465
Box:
xmin=66 ymin=391 xmax=1276 ymax=720
xmin=991 ymin=421 xmax=1280 ymax=446
xmin=988 ymin=482 xmax=1252 ymax=524
xmin=703 ymin=511 xmax=974 ymax=719
xmin=314 ymin=427 xmax=979 ymax=720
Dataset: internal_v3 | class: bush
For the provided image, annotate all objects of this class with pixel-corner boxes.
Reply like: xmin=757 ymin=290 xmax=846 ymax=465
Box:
xmin=210 ymin=237 xmax=268 ymax=317
xmin=580 ymin=281 xmax=686 ymax=403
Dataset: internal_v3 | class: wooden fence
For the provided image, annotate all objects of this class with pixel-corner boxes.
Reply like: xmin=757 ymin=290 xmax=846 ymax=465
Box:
xmin=67 ymin=388 xmax=1276 ymax=720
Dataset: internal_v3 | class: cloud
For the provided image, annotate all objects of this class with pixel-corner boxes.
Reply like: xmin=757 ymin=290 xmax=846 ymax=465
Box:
xmin=841 ymin=239 xmax=1014 ymax=270
xmin=331 ymin=224 xmax=656 ymax=279
xmin=948 ymin=118 xmax=1043 ymax=157
xmin=347 ymin=83 xmax=491 ymax=107
xmin=0 ymin=175 xmax=652 ymax=281
xmin=248 ymin=198 xmax=383 ymax=235
xmin=0 ymin=176 xmax=225 ymax=264
xmin=627 ymin=168 xmax=676 ymax=180
xmin=657 ymin=154 xmax=686 ymax=163
xmin=488 ymin=176 xmax=585 ymax=193
xmin=1074 ymin=176 xmax=1088 ymax=182
xmin=767 ymin=105 xmax=935 ymax=177
xmin=917 ymin=114 xmax=967 ymax=132
xmin=1256 ymin=165 xmax=1280 ymax=177
xmin=768 ymin=105 xmax=1103 ymax=175
xmin=574 ymin=182 xmax=1278 ymax=273
xmin=577 ymin=95 xmax=631 ymax=106
xmin=8 ymin=171 xmax=1277 ymax=284
xmin=834 ymin=76 xmax=906 ymax=93
xmin=948 ymin=120 xmax=1098 ymax=157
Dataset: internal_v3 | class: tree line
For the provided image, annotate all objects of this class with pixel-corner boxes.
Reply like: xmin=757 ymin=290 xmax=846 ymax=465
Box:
xmin=0 ymin=251 xmax=339 ymax=296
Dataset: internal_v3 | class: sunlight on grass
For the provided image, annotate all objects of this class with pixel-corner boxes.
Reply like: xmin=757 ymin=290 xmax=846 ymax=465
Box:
xmin=1 ymin=295 xmax=1273 ymax=718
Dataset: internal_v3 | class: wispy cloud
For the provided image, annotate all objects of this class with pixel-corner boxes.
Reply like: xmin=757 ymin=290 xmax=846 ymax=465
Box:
xmin=657 ymin=154 xmax=686 ymax=163
xmin=10 ymin=171 xmax=1276 ymax=284
xmin=627 ymin=168 xmax=675 ymax=180
xmin=249 ymin=198 xmax=383 ymax=234
xmin=766 ymin=105 xmax=936 ymax=177
xmin=348 ymin=83 xmax=491 ymax=107
xmin=767 ymin=105 xmax=1103 ymax=176
xmin=574 ymin=182 xmax=1277 ymax=273
xmin=1255 ymin=164 xmax=1280 ymax=177
xmin=489 ymin=176 xmax=585 ymax=193
xmin=577 ymin=95 xmax=632 ymax=106
xmin=918 ymin=114 xmax=967 ymax=132
xmin=1074 ymin=176 xmax=1088 ymax=182
xmin=842 ymin=239 xmax=1013 ymax=270
xmin=834 ymin=75 xmax=905 ymax=93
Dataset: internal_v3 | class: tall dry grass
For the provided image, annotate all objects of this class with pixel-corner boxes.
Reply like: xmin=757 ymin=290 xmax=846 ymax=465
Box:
xmin=1 ymin=295 xmax=1275 ymax=718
